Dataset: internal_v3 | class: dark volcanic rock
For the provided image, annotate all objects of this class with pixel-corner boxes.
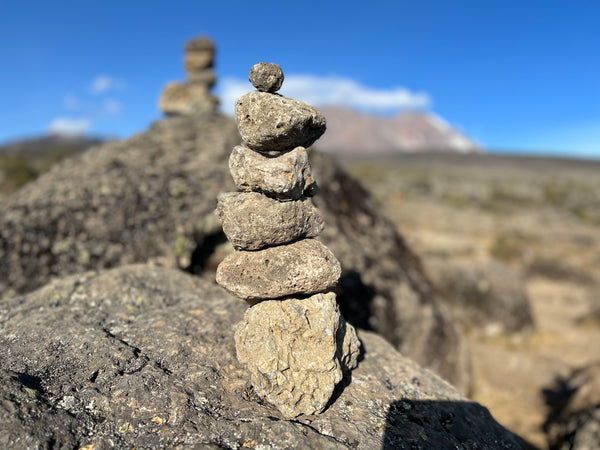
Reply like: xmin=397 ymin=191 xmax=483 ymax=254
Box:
xmin=0 ymin=265 xmax=525 ymax=449
xmin=0 ymin=113 xmax=239 ymax=294
xmin=249 ymin=62 xmax=284 ymax=93
xmin=0 ymin=111 xmax=469 ymax=391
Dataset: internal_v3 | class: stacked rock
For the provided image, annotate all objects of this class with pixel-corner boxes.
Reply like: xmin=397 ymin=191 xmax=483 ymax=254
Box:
xmin=216 ymin=62 xmax=361 ymax=418
xmin=159 ymin=36 xmax=219 ymax=115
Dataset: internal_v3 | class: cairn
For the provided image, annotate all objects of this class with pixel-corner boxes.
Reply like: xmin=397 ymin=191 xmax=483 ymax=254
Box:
xmin=159 ymin=36 xmax=219 ymax=115
xmin=216 ymin=62 xmax=361 ymax=418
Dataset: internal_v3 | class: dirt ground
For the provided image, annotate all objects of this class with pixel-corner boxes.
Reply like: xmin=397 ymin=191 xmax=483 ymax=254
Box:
xmin=339 ymin=152 xmax=600 ymax=449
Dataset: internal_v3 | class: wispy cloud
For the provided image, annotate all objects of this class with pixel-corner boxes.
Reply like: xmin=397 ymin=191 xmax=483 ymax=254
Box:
xmin=47 ymin=117 xmax=91 ymax=136
xmin=217 ymin=74 xmax=431 ymax=116
xmin=90 ymin=75 xmax=125 ymax=94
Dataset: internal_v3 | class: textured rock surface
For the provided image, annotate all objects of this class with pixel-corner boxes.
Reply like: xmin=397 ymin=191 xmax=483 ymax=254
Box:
xmin=216 ymin=191 xmax=323 ymax=250
xmin=158 ymin=82 xmax=194 ymax=115
xmin=544 ymin=362 xmax=600 ymax=450
xmin=229 ymin=144 xmax=317 ymax=199
xmin=216 ymin=238 xmax=341 ymax=303
xmin=424 ymin=258 xmax=534 ymax=333
xmin=0 ymin=111 xmax=469 ymax=391
xmin=249 ymin=62 xmax=284 ymax=92
xmin=235 ymin=91 xmax=326 ymax=152
xmin=235 ymin=293 xmax=359 ymax=417
xmin=0 ymin=265 xmax=525 ymax=449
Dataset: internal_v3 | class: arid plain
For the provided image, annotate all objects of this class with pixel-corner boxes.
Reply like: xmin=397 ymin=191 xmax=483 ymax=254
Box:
xmin=339 ymin=152 xmax=600 ymax=448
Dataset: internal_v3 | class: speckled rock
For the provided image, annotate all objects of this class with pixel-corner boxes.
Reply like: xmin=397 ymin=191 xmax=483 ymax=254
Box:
xmin=229 ymin=145 xmax=318 ymax=199
xmin=249 ymin=62 xmax=284 ymax=93
xmin=216 ymin=239 xmax=341 ymax=303
xmin=216 ymin=192 xmax=323 ymax=251
xmin=235 ymin=91 xmax=326 ymax=152
xmin=235 ymin=293 xmax=359 ymax=417
xmin=0 ymin=265 xmax=525 ymax=449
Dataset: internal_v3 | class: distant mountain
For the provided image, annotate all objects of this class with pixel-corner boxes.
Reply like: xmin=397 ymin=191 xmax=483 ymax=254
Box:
xmin=0 ymin=134 xmax=105 ymax=159
xmin=315 ymin=107 xmax=481 ymax=155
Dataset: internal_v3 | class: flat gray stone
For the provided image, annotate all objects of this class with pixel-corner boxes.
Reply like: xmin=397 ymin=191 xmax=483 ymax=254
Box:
xmin=235 ymin=91 xmax=326 ymax=152
xmin=249 ymin=62 xmax=284 ymax=93
xmin=216 ymin=192 xmax=323 ymax=250
xmin=235 ymin=292 xmax=360 ymax=418
xmin=229 ymin=145 xmax=318 ymax=199
xmin=216 ymin=238 xmax=341 ymax=303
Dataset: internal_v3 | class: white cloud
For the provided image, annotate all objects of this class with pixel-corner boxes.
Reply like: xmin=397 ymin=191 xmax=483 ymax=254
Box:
xmin=47 ymin=117 xmax=91 ymax=136
xmin=90 ymin=75 xmax=124 ymax=94
xmin=102 ymin=98 xmax=122 ymax=115
xmin=217 ymin=74 xmax=431 ymax=116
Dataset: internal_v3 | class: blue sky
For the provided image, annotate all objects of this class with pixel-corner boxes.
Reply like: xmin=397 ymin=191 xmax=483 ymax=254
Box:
xmin=1 ymin=0 xmax=599 ymax=158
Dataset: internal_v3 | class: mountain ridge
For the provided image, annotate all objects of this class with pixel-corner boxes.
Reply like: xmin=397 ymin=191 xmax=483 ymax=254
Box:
xmin=315 ymin=107 xmax=481 ymax=155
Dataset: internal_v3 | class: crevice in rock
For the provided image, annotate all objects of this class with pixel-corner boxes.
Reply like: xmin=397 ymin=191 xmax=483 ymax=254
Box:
xmin=187 ymin=230 xmax=228 ymax=274
xmin=290 ymin=418 xmax=351 ymax=447
xmin=336 ymin=270 xmax=376 ymax=331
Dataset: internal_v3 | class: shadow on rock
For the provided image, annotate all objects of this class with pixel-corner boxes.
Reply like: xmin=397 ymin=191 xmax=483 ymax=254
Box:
xmin=542 ymin=362 xmax=600 ymax=450
xmin=382 ymin=400 xmax=527 ymax=449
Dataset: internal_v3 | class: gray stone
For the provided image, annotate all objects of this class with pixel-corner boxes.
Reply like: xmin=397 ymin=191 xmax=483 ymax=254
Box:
xmin=229 ymin=144 xmax=318 ymax=199
xmin=184 ymin=50 xmax=214 ymax=71
xmin=235 ymin=292 xmax=360 ymax=417
xmin=186 ymin=69 xmax=216 ymax=87
xmin=184 ymin=36 xmax=215 ymax=52
xmin=0 ymin=265 xmax=525 ymax=449
xmin=249 ymin=62 xmax=284 ymax=93
xmin=235 ymin=91 xmax=326 ymax=152
xmin=216 ymin=238 xmax=341 ymax=303
xmin=159 ymin=82 xmax=217 ymax=116
xmin=158 ymin=82 xmax=194 ymax=115
xmin=216 ymin=191 xmax=323 ymax=250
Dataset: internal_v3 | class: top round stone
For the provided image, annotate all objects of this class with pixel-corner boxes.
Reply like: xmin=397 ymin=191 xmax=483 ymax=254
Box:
xmin=249 ymin=62 xmax=284 ymax=93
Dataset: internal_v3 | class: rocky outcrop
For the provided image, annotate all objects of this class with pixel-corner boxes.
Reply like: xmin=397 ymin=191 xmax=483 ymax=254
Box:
xmin=159 ymin=36 xmax=218 ymax=115
xmin=0 ymin=264 xmax=525 ymax=449
xmin=0 ymin=52 xmax=469 ymax=392
xmin=544 ymin=362 xmax=600 ymax=449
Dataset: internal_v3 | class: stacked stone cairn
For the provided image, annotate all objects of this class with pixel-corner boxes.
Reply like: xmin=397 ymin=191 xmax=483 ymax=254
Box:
xmin=159 ymin=36 xmax=219 ymax=115
xmin=216 ymin=62 xmax=361 ymax=418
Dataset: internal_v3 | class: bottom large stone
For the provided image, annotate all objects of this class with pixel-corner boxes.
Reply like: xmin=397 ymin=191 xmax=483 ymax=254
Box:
xmin=235 ymin=292 xmax=361 ymax=418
